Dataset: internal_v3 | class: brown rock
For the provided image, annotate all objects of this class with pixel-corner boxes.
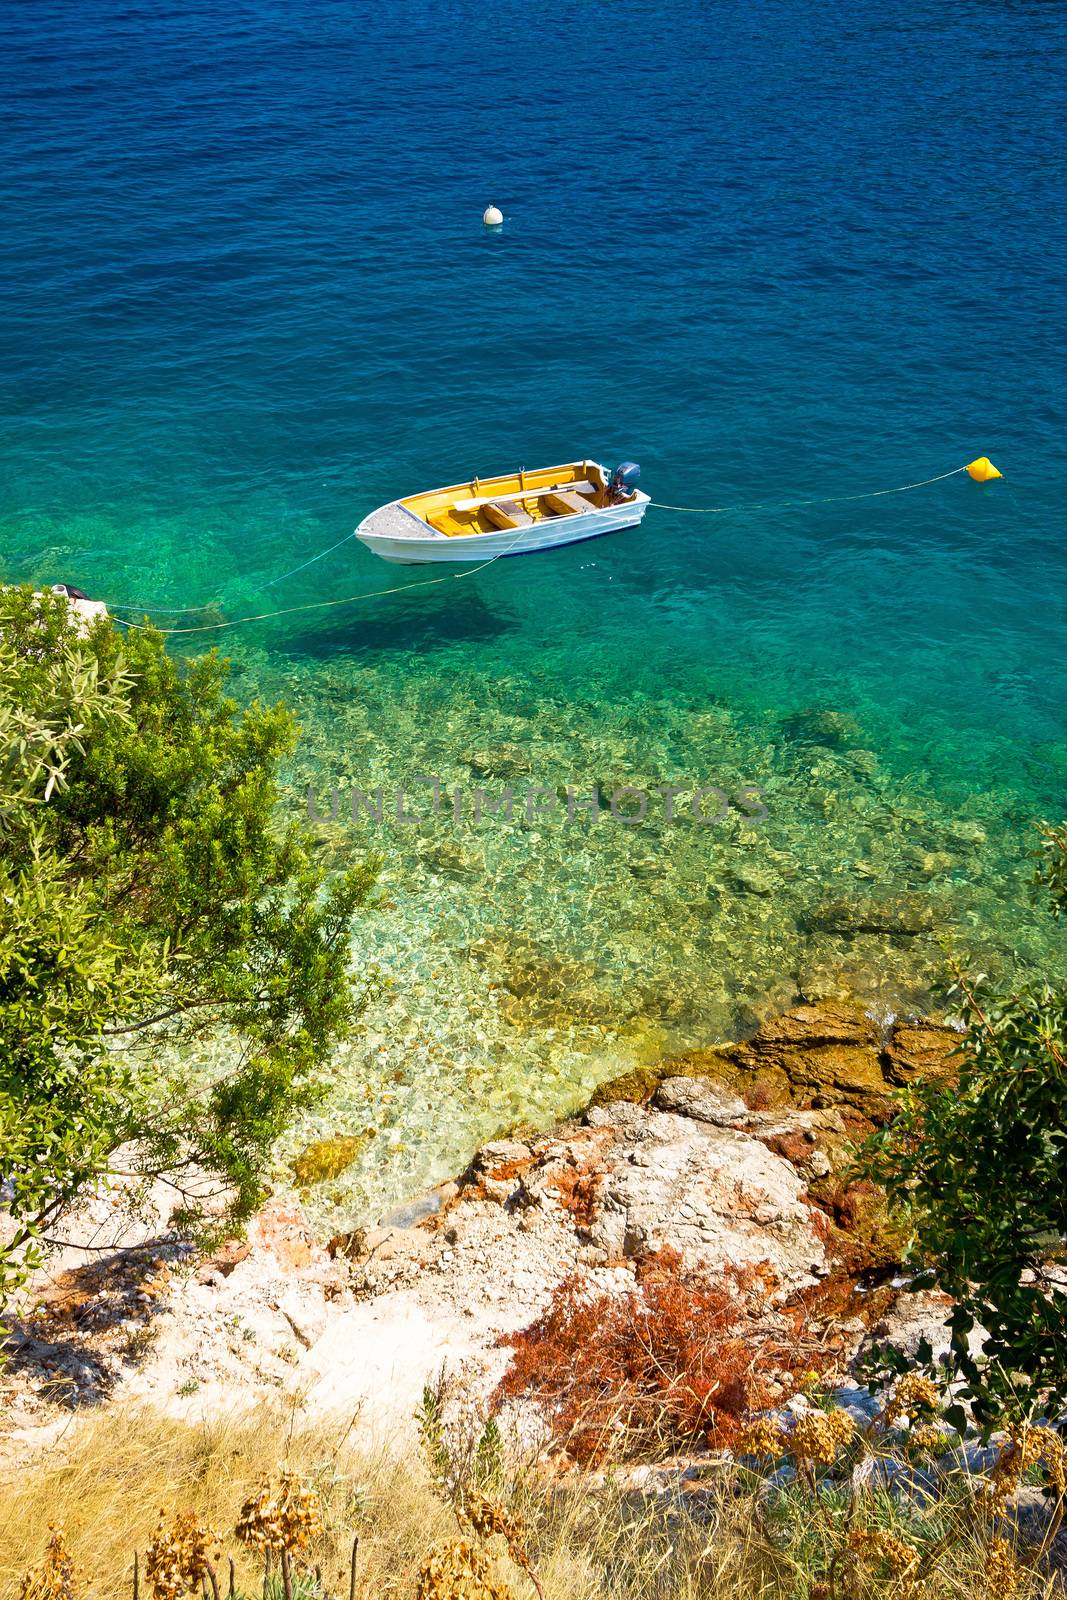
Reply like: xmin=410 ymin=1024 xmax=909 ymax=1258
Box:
xmin=882 ymin=1020 xmax=962 ymax=1086
xmin=456 ymin=1139 xmax=535 ymax=1203
xmin=587 ymin=1065 xmax=664 ymax=1108
xmin=737 ymin=1001 xmax=878 ymax=1057
xmin=590 ymin=1002 xmax=959 ymax=1130
xmin=327 ymin=1228 xmax=368 ymax=1261
xmin=732 ymin=1002 xmax=889 ymax=1105
xmin=209 ymin=1239 xmax=251 ymax=1277
xmin=468 ymin=1138 xmax=534 ymax=1173
xmin=648 ymin=1005 xmax=896 ymax=1113
xmin=652 ymin=1047 xmax=795 ymax=1110
xmin=760 ymin=1128 xmax=828 ymax=1178
xmin=807 ymin=1177 xmax=908 ymax=1278
xmin=249 ymin=1199 xmax=321 ymax=1271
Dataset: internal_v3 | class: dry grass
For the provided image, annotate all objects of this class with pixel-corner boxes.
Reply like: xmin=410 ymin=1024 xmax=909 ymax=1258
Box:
xmin=1 ymin=1401 xmax=1063 ymax=1600
xmin=0 ymin=1407 xmax=449 ymax=1600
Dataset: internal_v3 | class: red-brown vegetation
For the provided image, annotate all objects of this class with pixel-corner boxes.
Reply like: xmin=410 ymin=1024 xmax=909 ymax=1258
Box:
xmin=543 ymin=1159 xmax=605 ymax=1227
xmin=494 ymin=1247 xmax=830 ymax=1464
xmin=787 ymin=1267 xmax=897 ymax=1343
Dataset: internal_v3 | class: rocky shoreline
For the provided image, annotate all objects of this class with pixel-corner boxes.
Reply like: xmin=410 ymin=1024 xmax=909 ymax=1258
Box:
xmin=2 ymin=1001 xmax=962 ymax=1459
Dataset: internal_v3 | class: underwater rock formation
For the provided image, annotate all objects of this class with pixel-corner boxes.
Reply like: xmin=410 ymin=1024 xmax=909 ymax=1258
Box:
xmin=592 ymin=1000 xmax=961 ymax=1118
xmin=779 ymin=707 xmax=865 ymax=748
xmin=468 ymin=932 xmax=624 ymax=1026
xmin=806 ymin=895 xmax=937 ymax=937
xmin=291 ymin=1132 xmax=375 ymax=1188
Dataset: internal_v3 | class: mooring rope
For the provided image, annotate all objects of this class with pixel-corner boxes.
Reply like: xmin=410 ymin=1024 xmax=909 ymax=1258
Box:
xmin=102 ymin=531 xmax=358 ymax=614
xmin=649 ymin=464 xmax=968 ymax=515
xmin=110 ymin=522 xmax=531 ymax=636
xmin=107 ymin=460 xmax=978 ymax=637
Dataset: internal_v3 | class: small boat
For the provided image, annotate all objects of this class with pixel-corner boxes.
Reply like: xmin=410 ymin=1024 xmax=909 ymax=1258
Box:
xmin=355 ymin=460 xmax=649 ymax=564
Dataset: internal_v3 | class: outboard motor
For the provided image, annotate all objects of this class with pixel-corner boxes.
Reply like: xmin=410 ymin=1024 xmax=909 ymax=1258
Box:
xmin=608 ymin=461 xmax=641 ymax=503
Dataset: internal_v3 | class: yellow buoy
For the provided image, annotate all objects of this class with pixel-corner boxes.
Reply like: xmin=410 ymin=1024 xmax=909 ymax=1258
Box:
xmin=966 ymin=456 xmax=1002 ymax=482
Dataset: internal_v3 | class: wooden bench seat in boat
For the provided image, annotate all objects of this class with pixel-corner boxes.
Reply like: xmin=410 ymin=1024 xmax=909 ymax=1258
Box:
xmin=543 ymin=489 xmax=591 ymax=517
xmin=483 ymin=499 xmax=535 ymax=531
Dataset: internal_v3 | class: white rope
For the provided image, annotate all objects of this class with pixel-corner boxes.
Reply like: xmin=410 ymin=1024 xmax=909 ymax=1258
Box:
xmin=111 ymin=522 xmax=531 ymax=636
xmin=102 ymin=532 xmax=357 ymax=613
xmin=260 ymin=531 xmax=356 ymax=588
xmin=650 ymin=464 xmax=967 ymax=515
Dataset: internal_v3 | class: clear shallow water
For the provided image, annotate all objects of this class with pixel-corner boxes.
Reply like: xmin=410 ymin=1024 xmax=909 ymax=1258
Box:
xmin=2 ymin=0 xmax=1066 ymax=1223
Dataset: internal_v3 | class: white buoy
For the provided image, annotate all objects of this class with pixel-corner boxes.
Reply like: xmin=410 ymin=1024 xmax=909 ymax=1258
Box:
xmin=482 ymin=205 xmax=503 ymax=227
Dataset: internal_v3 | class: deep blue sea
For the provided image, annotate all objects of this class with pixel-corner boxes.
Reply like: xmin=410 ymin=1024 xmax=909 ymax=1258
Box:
xmin=3 ymin=0 xmax=1066 ymax=1217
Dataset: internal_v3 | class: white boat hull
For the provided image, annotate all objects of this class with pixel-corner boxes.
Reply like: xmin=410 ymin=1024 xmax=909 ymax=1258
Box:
xmin=355 ymin=490 xmax=651 ymax=564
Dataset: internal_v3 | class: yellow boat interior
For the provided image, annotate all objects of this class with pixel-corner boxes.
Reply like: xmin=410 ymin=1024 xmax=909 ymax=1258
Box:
xmin=400 ymin=460 xmax=628 ymax=537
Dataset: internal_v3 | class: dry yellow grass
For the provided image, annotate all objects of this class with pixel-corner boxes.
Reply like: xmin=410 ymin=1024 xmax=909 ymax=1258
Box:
xmin=0 ymin=1402 xmax=742 ymax=1600
xmin=0 ymin=1406 xmax=450 ymax=1600
xmin=0 ymin=1403 xmax=1061 ymax=1600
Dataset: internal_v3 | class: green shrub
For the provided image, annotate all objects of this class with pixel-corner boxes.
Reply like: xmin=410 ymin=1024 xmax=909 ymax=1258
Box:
xmin=0 ymin=587 xmax=378 ymax=1305
xmin=861 ymin=824 xmax=1067 ymax=1426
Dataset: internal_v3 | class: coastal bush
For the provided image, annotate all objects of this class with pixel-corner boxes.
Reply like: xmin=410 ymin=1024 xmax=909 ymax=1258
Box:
xmin=494 ymin=1247 xmax=828 ymax=1464
xmin=860 ymin=823 xmax=1067 ymax=1427
xmin=0 ymin=587 xmax=378 ymax=1307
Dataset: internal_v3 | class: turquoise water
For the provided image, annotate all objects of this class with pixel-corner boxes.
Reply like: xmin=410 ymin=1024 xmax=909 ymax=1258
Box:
xmin=3 ymin=1 xmax=1066 ymax=1221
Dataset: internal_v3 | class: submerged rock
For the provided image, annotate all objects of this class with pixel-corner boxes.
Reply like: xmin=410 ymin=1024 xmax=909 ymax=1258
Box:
xmin=780 ymin=707 xmax=865 ymax=748
xmin=417 ymin=837 xmax=485 ymax=878
xmin=945 ymin=819 xmax=987 ymax=850
xmin=728 ymin=860 xmax=781 ymax=897
xmin=588 ymin=1064 xmax=665 ymax=1108
xmin=291 ymin=1132 xmax=375 ymax=1188
xmin=462 ymin=744 xmax=532 ymax=780
xmin=590 ymin=1000 xmax=961 ymax=1119
xmin=909 ymin=849 xmax=956 ymax=881
xmin=845 ymin=749 xmax=879 ymax=777
xmin=470 ymin=933 xmax=623 ymax=1026
xmin=806 ymin=896 xmax=936 ymax=938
